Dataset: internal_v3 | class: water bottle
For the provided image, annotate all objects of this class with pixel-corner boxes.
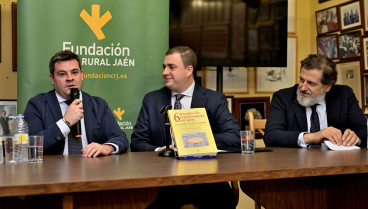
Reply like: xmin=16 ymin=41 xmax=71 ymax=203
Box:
xmin=13 ymin=114 xmax=29 ymax=163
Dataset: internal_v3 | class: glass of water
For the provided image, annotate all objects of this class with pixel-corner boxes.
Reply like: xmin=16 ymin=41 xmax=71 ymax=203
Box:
xmin=28 ymin=136 xmax=44 ymax=163
xmin=4 ymin=135 xmax=20 ymax=164
xmin=240 ymin=130 xmax=255 ymax=154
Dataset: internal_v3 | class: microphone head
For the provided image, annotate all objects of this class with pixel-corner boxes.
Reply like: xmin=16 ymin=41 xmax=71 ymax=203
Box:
xmin=160 ymin=105 xmax=172 ymax=115
xmin=70 ymin=88 xmax=80 ymax=100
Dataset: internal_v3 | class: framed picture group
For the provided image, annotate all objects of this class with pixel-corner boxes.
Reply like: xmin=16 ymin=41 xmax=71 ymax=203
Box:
xmin=315 ymin=0 xmax=368 ymax=108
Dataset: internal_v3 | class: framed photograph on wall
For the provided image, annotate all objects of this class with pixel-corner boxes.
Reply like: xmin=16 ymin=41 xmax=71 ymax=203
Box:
xmin=205 ymin=67 xmax=248 ymax=94
xmin=226 ymin=96 xmax=235 ymax=116
xmin=288 ymin=0 xmax=296 ymax=34
xmin=338 ymin=31 xmax=361 ymax=60
xmin=234 ymin=97 xmax=270 ymax=131
xmin=339 ymin=1 xmax=362 ymax=31
xmin=315 ymin=6 xmax=339 ymax=35
xmin=317 ymin=34 xmax=338 ymax=59
xmin=363 ymin=37 xmax=368 ymax=70
xmin=364 ymin=0 xmax=368 ymax=31
xmin=255 ymin=36 xmax=297 ymax=93
xmin=0 ymin=100 xmax=17 ymax=135
xmin=336 ymin=61 xmax=362 ymax=107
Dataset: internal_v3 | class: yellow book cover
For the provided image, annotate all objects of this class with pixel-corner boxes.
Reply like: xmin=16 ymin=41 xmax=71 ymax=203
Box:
xmin=167 ymin=108 xmax=218 ymax=158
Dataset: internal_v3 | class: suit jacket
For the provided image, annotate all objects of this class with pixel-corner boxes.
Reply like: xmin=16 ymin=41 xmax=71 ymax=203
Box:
xmin=0 ymin=116 xmax=9 ymax=135
xmin=24 ymin=90 xmax=129 ymax=155
xmin=130 ymin=84 xmax=240 ymax=151
xmin=264 ymin=84 xmax=367 ymax=147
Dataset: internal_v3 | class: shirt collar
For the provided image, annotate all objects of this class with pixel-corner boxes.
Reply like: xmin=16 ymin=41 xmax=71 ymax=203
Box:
xmin=318 ymin=98 xmax=326 ymax=110
xmin=171 ymin=81 xmax=195 ymax=97
xmin=55 ymin=90 xmax=82 ymax=104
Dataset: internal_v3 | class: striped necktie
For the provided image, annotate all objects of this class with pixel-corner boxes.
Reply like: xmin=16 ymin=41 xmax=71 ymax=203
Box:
xmin=310 ymin=104 xmax=320 ymax=133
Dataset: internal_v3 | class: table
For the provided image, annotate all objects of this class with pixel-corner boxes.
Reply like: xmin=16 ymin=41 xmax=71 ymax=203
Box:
xmin=0 ymin=148 xmax=368 ymax=209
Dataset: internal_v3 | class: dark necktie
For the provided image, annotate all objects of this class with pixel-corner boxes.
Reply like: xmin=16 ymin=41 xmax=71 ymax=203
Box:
xmin=174 ymin=94 xmax=185 ymax=109
xmin=310 ymin=104 xmax=320 ymax=133
xmin=65 ymin=100 xmax=82 ymax=155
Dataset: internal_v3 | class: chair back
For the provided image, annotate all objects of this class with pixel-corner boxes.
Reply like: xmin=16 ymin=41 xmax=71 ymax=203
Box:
xmin=247 ymin=111 xmax=266 ymax=136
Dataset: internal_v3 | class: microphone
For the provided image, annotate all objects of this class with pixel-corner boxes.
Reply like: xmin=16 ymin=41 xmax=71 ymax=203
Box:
xmin=158 ymin=105 xmax=174 ymax=157
xmin=160 ymin=105 xmax=172 ymax=115
xmin=70 ymin=88 xmax=82 ymax=138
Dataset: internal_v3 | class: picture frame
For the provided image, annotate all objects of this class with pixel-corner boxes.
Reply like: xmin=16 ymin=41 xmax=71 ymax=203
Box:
xmin=205 ymin=67 xmax=249 ymax=94
xmin=255 ymin=36 xmax=297 ymax=93
xmin=0 ymin=100 xmax=17 ymax=135
xmin=364 ymin=0 xmax=368 ymax=32
xmin=317 ymin=34 xmax=338 ymax=59
xmin=315 ymin=6 xmax=339 ymax=35
xmin=234 ymin=97 xmax=270 ymax=131
xmin=12 ymin=2 xmax=17 ymax=71
xmin=288 ymin=0 xmax=296 ymax=34
xmin=338 ymin=30 xmax=361 ymax=60
xmin=336 ymin=61 xmax=363 ymax=107
xmin=339 ymin=0 xmax=362 ymax=31
xmin=364 ymin=75 xmax=368 ymax=107
xmin=363 ymin=37 xmax=368 ymax=70
xmin=226 ymin=96 xmax=235 ymax=116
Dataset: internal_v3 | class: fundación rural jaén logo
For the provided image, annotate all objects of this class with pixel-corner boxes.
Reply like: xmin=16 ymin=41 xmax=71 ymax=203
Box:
xmin=113 ymin=108 xmax=125 ymax=120
xmin=80 ymin=5 xmax=112 ymax=40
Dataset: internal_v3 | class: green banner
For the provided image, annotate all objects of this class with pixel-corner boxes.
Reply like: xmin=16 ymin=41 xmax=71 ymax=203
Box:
xmin=18 ymin=0 xmax=168 ymax=145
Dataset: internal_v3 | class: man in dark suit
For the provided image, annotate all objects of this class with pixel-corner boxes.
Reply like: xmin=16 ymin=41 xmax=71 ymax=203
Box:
xmin=24 ymin=51 xmax=129 ymax=156
xmin=0 ymin=110 xmax=10 ymax=135
xmin=265 ymin=54 xmax=367 ymax=148
xmin=131 ymin=46 xmax=240 ymax=208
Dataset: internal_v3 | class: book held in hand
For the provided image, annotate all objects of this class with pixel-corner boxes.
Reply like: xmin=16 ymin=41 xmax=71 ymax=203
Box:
xmin=167 ymin=108 xmax=218 ymax=159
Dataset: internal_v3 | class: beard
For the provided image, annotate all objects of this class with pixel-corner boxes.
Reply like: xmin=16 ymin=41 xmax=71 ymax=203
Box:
xmin=296 ymin=88 xmax=326 ymax=107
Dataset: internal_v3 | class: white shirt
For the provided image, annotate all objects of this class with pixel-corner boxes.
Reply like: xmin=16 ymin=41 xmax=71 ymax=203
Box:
xmin=298 ymin=99 xmax=328 ymax=147
xmin=55 ymin=91 xmax=118 ymax=155
xmin=170 ymin=81 xmax=195 ymax=110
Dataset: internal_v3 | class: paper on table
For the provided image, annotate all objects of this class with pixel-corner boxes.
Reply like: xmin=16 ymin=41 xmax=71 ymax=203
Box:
xmin=324 ymin=140 xmax=361 ymax=151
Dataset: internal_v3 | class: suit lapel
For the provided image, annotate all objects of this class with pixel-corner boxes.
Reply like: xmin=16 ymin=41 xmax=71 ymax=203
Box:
xmin=293 ymin=100 xmax=308 ymax=132
xmin=191 ymin=84 xmax=207 ymax=108
xmin=82 ymin=92 xmax=93 ymax=143
xmin=46 ymin=91 xmax=63 ymax=121
xmin=326 ymin=92 xmax=339 ymax=127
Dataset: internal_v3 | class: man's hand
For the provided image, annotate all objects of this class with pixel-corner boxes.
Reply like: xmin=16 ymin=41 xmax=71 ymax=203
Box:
xmin=342 ymin=129 xmax=360 ymax=146
xmin=82 ymin=142 xmax=113 ymax=157
xmin=304 ymin=126 xmax=343 ymax=145
xmin=158 ymin=145 xmax=174 ymax=151
xmin=64 ymin=99 xmax=83 ymax=126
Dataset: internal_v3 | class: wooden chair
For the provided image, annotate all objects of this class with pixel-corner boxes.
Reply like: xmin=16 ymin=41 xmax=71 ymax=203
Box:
xmin=247 ymin=111 xmax=267 ymax=209
xmin=247 ymin=111 xmax=267 ymax=137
